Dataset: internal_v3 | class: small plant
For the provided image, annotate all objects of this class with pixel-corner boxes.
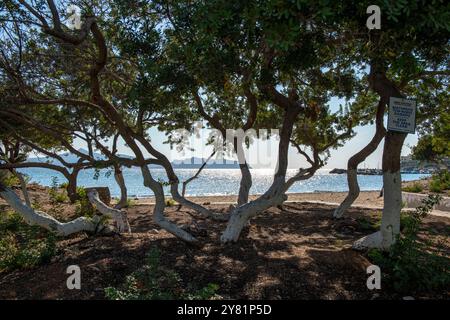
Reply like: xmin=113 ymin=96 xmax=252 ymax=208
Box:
xmin=402 ymin=182 xmax=423 ymax=193
xmin=0 ymin=211 xmax=56 ymax=273
xmin=48 ymin=177 xmax=68 ymax=203
xmin=74 ymin=187 xmax=96 ymax=217
xmin=105 ymin=247 xmax=221 ymax=300
xmin=165 ymin=198 xmax=177 ymax=207
xmin=367 ymin=194 xmax=449 ymax=294
xmin=125 ymin=198 xmax=135 ymax=208
xmin=429 ymin=170 xmax=449 ymax=194
xmin=357 ymin=217 xmax=378 ymax=231
xmin=59 ymin=182 xmax=69 ymax=189
xmin=2 ymin=173 xmax=20 ymax=187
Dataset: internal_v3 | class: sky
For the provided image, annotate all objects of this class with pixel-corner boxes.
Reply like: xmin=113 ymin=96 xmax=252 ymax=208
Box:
xmin=73 ymin=99 xmax=418 ymax=170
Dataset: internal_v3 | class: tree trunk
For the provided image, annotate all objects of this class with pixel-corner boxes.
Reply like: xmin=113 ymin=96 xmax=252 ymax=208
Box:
xmin=13 ymin=170 xmax=31 ymax=207
xmin=221 ymin=176 xmax=286 ymax=243
xmin=353 ymin=131 xmax=407 ymax=250
xmin=334 ymin=99 xmax=386 ymax=218
xmin=0 ymin=182 xmax=121 ymax=236
xmin=140 ymin=166 xmax=198 ymax=242
xmin=237 ymin=163 xmax=252 ymax=206
xmin=66 ymin=169 xmax=80 ymax=203
xmin=221 ymin=106 xmax=299 ymax=243
xmin=113 ymin=165 xmax=128 ymax=209
xmin=235 ymin=139 xmax=252 ymax=206
xmin=87 ymin=189 xmax=130 ymax=233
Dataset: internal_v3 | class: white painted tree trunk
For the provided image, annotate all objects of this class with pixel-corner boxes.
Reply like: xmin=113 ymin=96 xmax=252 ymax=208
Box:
xmin=353 ymin=129 xmax=406 ymax=250
xmin=0 ymin=184 xmax=99 ymax=236
xmin=221 ymin=177 xmax=286 ymax=243
xmin=171 ymin=184 xmax=229 ymax=221
xmin=14 ymin=170 xmax=31 ymax=207
xmin=140 ymin=166 xmax=198 ymax=243
xmin=379 ymin=170 xmax=402 ymax=246
xmin=333 ymin=168 xmax=359 ymax=218
xmin=87 ymin=189 xmax=131 ymax=233
xmin=334 ymin=97 xmax=386 ymax=219
xmin=353 ymin=171 xmax=401 ymax=250
xmin=113 ymin=167 xmax=128 ymax=209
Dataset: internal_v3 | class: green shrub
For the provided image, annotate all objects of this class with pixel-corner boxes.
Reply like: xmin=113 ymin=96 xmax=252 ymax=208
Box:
xmin=74 ymin=187 xmax=95 ymax=217
xmin=0 ymin=211 xmax=56 ymax=273
xmin=105 ymin=247 xmax=221 ymax=300
xmin=356 ymin=217 xmax=378 ymax=231
xmin=367 ymin=195 xmax=449 ymax=294
xmin=125 ymin=198 xmax=135 ymax=208
xmin=402 ymin=182 xmax=423 ymax=193
xmin=429 ymin=170 xmax=450 ymax=193
xmin=2 ymin=173 xmax=20 ymax=187
xmin=59 ymin=182 xmax=69 ymax=189
xmin=165 ymin=198 xmax=177 ymax=207
xmin=48 ymin=177 xmax=68 ymax=203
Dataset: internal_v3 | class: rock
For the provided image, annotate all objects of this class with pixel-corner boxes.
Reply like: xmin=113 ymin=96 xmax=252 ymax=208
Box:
xmin=403 ymin=296 xmax=415 ymax=300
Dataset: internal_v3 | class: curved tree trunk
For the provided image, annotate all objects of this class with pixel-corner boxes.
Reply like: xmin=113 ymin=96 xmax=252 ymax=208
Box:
xmin=333 ymin=99 xmax=386 ymax=218
xmin=0 ymin=181 xmax=128 ymax=236
xmin=13 ymin=169 xmax=31 ymax=207
xmin=353 ymin=66 xmax=407 ymax=250
xmin=87 ymin=189 xmax=130 ymax=233
xmin=353 ymin=131 xmax=407 ymax=250
xmin=221 ymin=106 xmax=300 ymax=243
xmin=113 ymin=165 xmax=128 ymax=209
xmin=140 ymin=166 xmax=198 ymax=242
xmin=221 ymin=176 xmax=286 ymax=243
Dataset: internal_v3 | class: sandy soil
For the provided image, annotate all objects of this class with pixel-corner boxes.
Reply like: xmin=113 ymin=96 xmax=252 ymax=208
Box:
xmin=135 ymin=191 xmax=385 ymax=208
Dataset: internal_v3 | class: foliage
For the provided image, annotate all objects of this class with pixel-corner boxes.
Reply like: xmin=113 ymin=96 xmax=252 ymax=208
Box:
xmin=125 ymin=198 xmax=135 ymax=208
xmin=74 ymin=187 xmax=96 ymax=217
xmin=48 ymin=177 xmax=68 ymax=204
xmin=2 ymin=173 xmax=19 ymax=187
xmin=429 ymin=170 xmax=450 ymax=194
xmin=402 ymin=182 xmax=423 ymax=193
xmin=165 ymin=198 xmax=177 ymax=207
xmin=0 ymin=211 xmax=56 ymax=273
xmin=105 ymin=247 xmax=221 ymax=300
xmin=367 ymin=195 xmax=449 ymax=294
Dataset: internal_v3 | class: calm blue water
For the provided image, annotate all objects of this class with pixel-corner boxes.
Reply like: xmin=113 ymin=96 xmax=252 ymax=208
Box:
xmin=18 ymin=167 xmax=429 ymax=198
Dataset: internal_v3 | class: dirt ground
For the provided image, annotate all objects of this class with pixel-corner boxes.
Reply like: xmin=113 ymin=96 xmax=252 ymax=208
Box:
xmin=0 ymin=185 xmax=449 ymax=300
xmin=138 ymin=190 xmax=386 ymax=208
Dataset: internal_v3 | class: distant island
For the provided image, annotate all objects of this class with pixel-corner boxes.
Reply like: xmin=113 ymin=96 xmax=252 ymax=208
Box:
xmin=27 ymin=151 xmax=242 ymax=169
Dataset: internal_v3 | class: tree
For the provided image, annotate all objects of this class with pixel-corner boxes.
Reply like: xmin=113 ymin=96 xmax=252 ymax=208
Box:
xmin=333 ymin=0 xmax=450 ymax=249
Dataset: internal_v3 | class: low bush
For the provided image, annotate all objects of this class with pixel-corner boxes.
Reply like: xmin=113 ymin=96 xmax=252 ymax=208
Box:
xmin=367 ymin=195 xmax=449 ymax=294
xmin=429 ymin=170 xmax=450 ymax=193
xmin=74 ymin=187 xmax=96 ymax=217
xmin=0 ymin=211 xmax=56 ymax=273
xmin=165 ymin=198 xmax=177 ymax=207
xmin=49 ymin=177 xmax=68 ymax=204
xmin=402 ymin=182 xmax=423 ymax=193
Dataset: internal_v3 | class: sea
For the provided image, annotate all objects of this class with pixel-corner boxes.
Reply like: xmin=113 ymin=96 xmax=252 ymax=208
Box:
xmin=17 ymin=167 xmax=430 ymax=198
